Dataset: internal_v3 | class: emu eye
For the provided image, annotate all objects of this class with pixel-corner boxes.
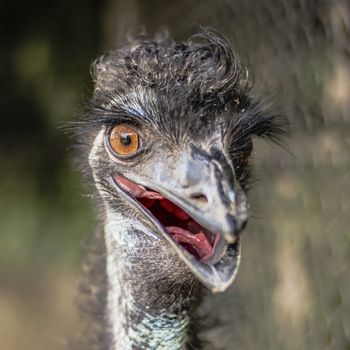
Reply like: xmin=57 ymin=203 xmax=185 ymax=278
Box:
xmin=109 ymin=125 xmax=139 ymax=156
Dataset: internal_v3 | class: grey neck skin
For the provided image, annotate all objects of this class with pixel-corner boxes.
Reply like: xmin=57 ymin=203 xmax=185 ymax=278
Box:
xmin=104 ymin=208 xmax=201 ymax=350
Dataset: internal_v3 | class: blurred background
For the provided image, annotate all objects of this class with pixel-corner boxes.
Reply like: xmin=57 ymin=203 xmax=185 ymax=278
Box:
xmin=0 ymin=0 xmax=349 ymax=349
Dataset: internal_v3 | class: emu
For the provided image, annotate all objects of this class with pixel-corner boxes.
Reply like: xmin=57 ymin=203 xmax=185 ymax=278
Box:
xmin=77 ymin=30 xmax=283 ymax=350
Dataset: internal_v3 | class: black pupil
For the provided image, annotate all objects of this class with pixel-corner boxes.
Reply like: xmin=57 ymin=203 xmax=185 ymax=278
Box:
xmin=120 ymin=133 xmax=132 ymax=146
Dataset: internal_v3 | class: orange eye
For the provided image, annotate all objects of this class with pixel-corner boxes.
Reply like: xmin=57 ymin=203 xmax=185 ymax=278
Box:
xmin=109 ymin=124 xmax=140 ymax=156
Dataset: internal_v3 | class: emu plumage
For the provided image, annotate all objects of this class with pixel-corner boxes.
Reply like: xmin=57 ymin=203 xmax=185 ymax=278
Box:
xmin=78 ymin=30 xmax=283 ymax=350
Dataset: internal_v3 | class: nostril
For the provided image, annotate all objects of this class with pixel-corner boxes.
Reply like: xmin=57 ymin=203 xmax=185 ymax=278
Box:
xmin=190 ymin=193 xmax=208 ymax=203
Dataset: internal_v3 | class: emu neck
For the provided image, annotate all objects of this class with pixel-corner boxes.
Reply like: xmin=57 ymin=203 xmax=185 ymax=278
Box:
xmin=104 ymin=211 xmax=200 ymax=350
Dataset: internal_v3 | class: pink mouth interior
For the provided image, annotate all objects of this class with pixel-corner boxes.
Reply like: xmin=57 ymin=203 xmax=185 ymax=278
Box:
xmin=115 ymin=175 xmax=220 ymax=261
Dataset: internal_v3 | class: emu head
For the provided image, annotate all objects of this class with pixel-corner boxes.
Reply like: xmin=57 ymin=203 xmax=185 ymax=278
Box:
xmin=85 ymin=31 xmax=282 ymax=292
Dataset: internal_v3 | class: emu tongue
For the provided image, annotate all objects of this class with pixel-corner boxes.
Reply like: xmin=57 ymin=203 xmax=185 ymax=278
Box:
xmin=166 ymin=226 xmax=220 ymax=261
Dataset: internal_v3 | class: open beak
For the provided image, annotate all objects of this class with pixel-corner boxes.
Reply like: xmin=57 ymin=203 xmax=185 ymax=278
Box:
xmin=111 ymin=145 xmax=249 ymax=292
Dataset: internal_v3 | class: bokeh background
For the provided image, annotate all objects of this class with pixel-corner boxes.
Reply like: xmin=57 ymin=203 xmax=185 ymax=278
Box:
xmin=1 ymin=0 xmax=349 ymax=349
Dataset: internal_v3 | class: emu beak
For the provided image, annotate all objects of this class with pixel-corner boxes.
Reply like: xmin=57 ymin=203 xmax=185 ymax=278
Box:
xmin=112 ymin=145 xmax=248 ymax=292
